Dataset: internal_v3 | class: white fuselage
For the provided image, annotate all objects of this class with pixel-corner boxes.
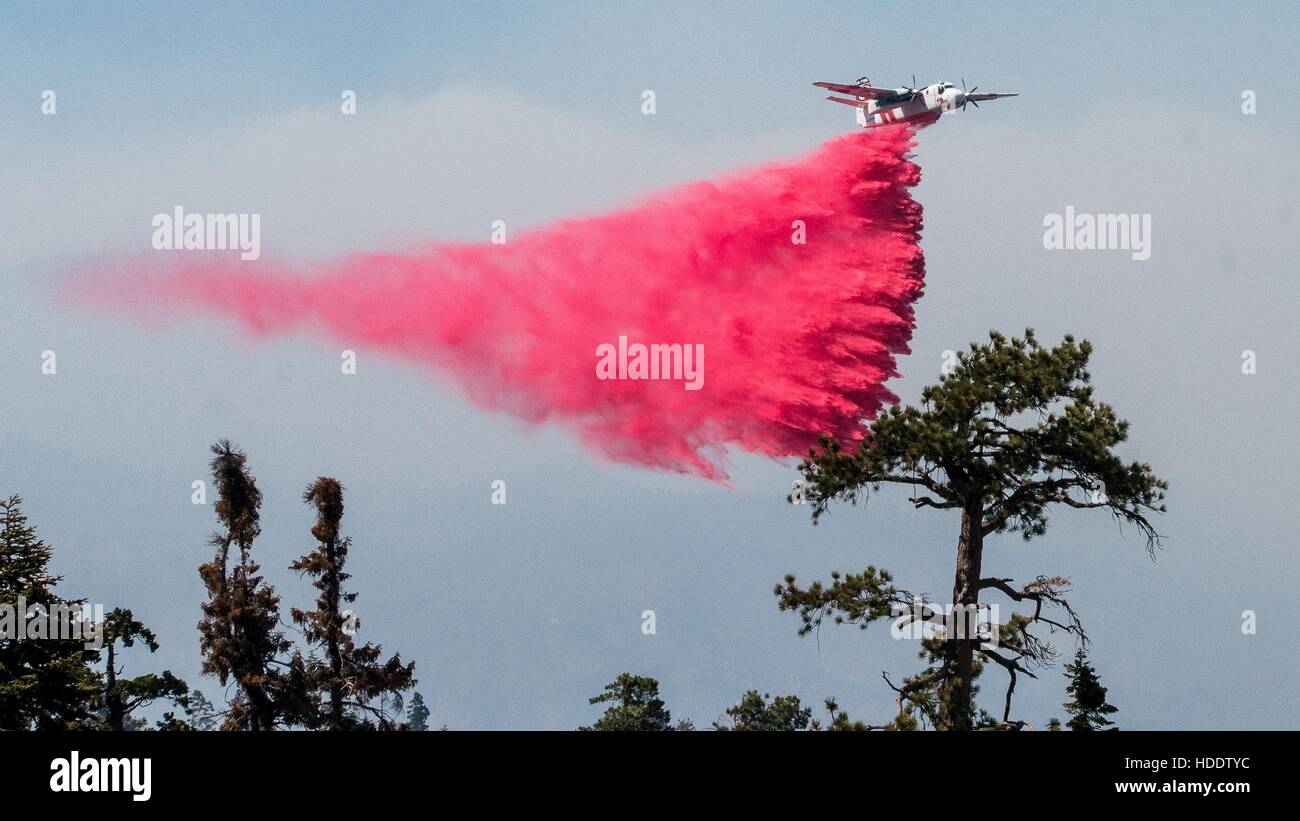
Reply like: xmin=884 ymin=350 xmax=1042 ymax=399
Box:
xmin=859 ymin=82 xmax=963 ymax=128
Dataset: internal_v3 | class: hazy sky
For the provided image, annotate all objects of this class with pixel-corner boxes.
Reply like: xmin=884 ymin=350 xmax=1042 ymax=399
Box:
xmin=2 ymin=1 xmax=1297 ymax=729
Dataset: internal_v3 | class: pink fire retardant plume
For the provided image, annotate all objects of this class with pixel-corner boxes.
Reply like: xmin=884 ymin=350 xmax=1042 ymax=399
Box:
xmin=80 ymin=127 xmax=925 ymax=481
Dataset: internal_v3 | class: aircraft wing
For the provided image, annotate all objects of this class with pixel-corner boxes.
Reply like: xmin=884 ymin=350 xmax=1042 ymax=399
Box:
xmin=966 ymin=91 xmax=1019 ymax=102
xmin=813 ymin=81 xmax=898 ymax=99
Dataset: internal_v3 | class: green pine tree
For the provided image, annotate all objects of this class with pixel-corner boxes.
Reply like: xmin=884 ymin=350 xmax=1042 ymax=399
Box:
xmin=580 ymin=673 xmax=676 ymax=731
xmin=810 ymin=697 xmax=924 ymax=731
xmin=778 ymin=331 xmax=1166 ymax=730
xmin=1063 ymin=649 xmax=1118 ymax=730
xmin=157 ymin=689 xmax=219 ymax=731
xmin=715 ymin=690 xmax=812 ymax=731
xmin=406 ymin=691 xmax=430 ymax=731
xmin=96 ymin=607 xmax=188 ymax=730
xmin=0 ymin=495 xmax=101 ymax=729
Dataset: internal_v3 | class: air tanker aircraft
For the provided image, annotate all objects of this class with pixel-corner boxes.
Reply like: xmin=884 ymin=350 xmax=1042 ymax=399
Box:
xmin=815 ymin=76 xmax=1017 ymax=128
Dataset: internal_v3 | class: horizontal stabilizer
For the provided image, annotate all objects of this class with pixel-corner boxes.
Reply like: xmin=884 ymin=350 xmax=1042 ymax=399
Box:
xmin=826 ymin=95 xmax=868 ymax=108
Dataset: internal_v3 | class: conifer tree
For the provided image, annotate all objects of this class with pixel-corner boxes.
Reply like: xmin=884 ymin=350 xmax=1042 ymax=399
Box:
xmin=197 ymin=441 xmax=300 ymax=730
xmin=406 ymin=691 xmax=430 ymax=731
xmin=290 ymin=477 xmax=414 ymax=729
xmin=779 ymin=331 xmax=1166 ymax=730
xmin=0 ymin=495 xmax=100 ymax=729
xmin=97 ymin=607 xmax=188 ymax=730
xmin=715 ymin=690 xmax=811 ymax=731
xmin=580 ymin=673 xmax=675 ymax=731
xmin=1063 ymin=649 xmax=1118 ymax=731
xmin=157 ymin=689 xmax=219 ymax=731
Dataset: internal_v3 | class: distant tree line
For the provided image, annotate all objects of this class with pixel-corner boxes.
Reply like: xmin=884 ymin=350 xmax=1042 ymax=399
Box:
xmin=580 ymin=655 xmax=1117 ymax=731
xmin=0 ymin=442 xmax=429 ymax=730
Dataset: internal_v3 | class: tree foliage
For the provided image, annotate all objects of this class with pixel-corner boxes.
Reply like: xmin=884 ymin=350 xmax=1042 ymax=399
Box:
xmin=406 ymin=691 xmax=430 ymax=731
xmin=157 ymin=689 xmax=220 ymax=731
xmin=780 ymin=331 xmax=1166 ymax=730
xmin=96 ymin=607 xmax=188 ymax=730
xmin=197 ymin=441 xmax=304 ymax=730
xmin=796 ymin=330 xmax=1166 ymax=542
xmin=715 ymin=690 xmax=812 ymax=731
xmin=290 ymin=477 xmax=415 ymax=729
xmin=1063 ymin=649 xmax=1118 ymax=731
xmin=0 ymin=495 xmax=100 ymax=729
xmin=581 ymin=673 xmax=678 ymax=731
xmin=2 ymin=443 xmax=420 ymax=732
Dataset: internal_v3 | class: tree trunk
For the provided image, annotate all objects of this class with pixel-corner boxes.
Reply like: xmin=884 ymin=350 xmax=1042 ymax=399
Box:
xmin=326 ymin=538 xmax=344 ymax=731
xmin=105 ymin=641 xmax=124 ymax=731
xmin=941 ymin=498 xmax=983 ymax=730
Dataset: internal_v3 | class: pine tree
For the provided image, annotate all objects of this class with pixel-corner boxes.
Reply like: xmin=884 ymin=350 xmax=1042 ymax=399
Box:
xmin=157 ymin=689 xmax=219 ymax=731
xmin=1063 ymin=649 xmax=1118 ymax=731
xmin=0 ymin=494 xmax=100 ymax=729
xmin=97 ymin=607 xmax=188 ymax=730
xmin=580 ymin=673 xmax=675 ymax=731
xmin=805 ymin=697 xmax=923 ymax=731
xmin=779 ymin=331 xmax=1166 ymax=730
xmin=406 ymin=692 xmax=430 ymax=731
xmin=715 ymin=690 xmax=811 ymax=731
xmin=290 ymin=477 xmax=414 ymax=729
xmin=197 ymin=441 xmax=301 ymax=730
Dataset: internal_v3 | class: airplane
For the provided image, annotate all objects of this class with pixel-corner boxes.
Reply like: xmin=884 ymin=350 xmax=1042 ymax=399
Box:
xmin=814 ymin=75 xmax=1017 ymax=129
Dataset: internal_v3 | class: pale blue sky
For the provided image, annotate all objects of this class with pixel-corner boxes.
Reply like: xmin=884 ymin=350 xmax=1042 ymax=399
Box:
xmin=1 ymin=2 xmax=1297 ymax=729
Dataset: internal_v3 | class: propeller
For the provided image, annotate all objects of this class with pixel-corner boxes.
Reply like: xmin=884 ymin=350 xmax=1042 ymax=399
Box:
xmin=902 ymin=73 xmax=917 ymax=101
xmin=961 ymin=77 xmax=981 ymax=110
